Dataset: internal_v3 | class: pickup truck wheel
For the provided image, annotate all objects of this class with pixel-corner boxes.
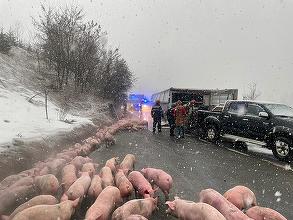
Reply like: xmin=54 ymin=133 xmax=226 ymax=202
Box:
xmin=205 ymin=125 xmax=219 ymax=142
xmin=271 ymin=137 xmax=292 ymax=161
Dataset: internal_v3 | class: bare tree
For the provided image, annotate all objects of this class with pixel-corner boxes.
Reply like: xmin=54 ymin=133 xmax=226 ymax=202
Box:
xmin=95 ymin=48 xmax=133 ymax=104
xmin=33 ymin=4 xmax=134 ymax=105
xmin=9 ymin=22 xmax=23 ymax=47
xmin=33 ymin=5 xmax=84 ymax=90
xmin=243 ymin=82 xmax=261 ymax=100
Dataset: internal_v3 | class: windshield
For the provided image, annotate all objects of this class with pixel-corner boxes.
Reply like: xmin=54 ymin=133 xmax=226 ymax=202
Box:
xmin=264 ymin=104 xmax=293 ymax=117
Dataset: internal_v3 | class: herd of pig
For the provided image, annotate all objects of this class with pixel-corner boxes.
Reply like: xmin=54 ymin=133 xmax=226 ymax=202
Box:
xmin=0 ymin=119 xmax=146 ymax=219
xmin=0 ymin=118 xmax=288 ymax=220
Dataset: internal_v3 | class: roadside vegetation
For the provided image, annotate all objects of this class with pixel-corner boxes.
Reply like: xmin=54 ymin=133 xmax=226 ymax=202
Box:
xmin=0 ymin=4 xmax=134 ymax=110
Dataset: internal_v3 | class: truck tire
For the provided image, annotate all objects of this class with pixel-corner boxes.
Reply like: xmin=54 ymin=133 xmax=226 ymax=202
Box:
xmin=205 ymin=125 xmax=219 ymax=142
xmin=271 ymin=136 xmax=292 ymax=162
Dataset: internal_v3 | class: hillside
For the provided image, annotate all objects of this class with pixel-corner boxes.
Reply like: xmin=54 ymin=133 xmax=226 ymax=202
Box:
xmin=0 ymin=47 xmax=108 ymax=150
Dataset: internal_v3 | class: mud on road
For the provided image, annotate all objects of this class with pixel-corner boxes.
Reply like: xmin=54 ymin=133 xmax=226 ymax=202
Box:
xmin=89 ymin=129 xmax=293 ymax=220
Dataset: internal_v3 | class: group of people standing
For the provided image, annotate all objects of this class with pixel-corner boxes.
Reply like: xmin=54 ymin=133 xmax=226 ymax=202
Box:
xmin=151 ymin=99 xmax=199 ymax=139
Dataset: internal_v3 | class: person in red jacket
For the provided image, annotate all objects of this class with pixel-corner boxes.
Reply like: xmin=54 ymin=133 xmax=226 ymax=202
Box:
xmin=173 ymin=100 xmax=187 ymax=139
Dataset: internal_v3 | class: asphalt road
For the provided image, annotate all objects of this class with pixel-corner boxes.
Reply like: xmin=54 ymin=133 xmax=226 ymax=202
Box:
xmin=89 ymin=129 xmax=293 ymax=219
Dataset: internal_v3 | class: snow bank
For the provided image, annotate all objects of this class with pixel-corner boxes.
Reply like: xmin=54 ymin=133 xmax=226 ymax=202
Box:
xmin=0 ymin=84 xmax=92 ymax=149
xmin=0 ymin=48 xmax=93 ymax=149
xmin=0 ymin=83 xmax=92 ymax=150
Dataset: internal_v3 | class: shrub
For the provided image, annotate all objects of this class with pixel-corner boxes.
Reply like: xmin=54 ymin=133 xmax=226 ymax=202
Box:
xmin=0 ymin=31 xmax=13 ymax=54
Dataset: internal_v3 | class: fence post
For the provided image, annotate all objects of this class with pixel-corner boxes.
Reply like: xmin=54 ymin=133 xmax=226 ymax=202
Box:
xmin=45 ymin=90 xmax=48 ymax=119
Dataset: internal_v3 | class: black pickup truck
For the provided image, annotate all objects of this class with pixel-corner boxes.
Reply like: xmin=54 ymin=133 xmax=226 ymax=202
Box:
xmin=198 ymin=100 xmax=293 ymax=161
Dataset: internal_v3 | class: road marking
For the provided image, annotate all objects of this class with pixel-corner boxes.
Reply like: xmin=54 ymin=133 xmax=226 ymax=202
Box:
xmin=226 ymin=148 xmax=292 ymax=171
xmin=225 ymin=147 xmax=250 ymax=156
xmin=225 ymin=147 xmax=293 ymax=171
xmin=261 ymin=159 xmax=292 ymax=171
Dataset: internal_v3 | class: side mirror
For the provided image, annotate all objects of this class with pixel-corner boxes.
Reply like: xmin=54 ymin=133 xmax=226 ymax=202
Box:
xmin=259 ymin=112 xmax=269 ymax=118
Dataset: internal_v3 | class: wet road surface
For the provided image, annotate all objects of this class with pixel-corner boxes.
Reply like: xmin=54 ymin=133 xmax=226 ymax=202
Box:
xmin=90 ymin=129 xmax=293 ymax=219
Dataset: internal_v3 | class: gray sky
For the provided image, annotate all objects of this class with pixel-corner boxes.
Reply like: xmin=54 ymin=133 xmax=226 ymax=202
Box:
xmin=1 ymin=0 xmax=293 ymax=104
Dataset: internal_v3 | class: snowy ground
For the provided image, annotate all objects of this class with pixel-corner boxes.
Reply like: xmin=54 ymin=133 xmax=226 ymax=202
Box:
xmin=0 ymin=48 xmax=93 ymax=150
xmin=0 ymin=81 xmax=92 ymax=149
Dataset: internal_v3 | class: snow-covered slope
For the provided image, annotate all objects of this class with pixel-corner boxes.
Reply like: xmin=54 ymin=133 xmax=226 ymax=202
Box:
xmin=0 ymin=48 xmax=92 ymax=149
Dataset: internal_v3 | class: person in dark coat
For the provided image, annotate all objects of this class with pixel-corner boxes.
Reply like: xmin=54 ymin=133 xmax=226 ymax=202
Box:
xmin=167 ymin=104 xmax=176 ymax=136
xmin=151 ymin=100 xmax=163 ymax=133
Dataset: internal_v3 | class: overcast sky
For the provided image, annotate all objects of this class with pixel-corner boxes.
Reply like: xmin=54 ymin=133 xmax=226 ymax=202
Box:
xmin=0 ymin=0 xmax=293 ymax=104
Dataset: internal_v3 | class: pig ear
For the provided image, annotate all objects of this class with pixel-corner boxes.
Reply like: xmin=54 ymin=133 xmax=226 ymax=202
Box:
xmin=165 ymin=201 xmax=176 ymax=210
xmin=174 ymin=196 xmax=180 ymax=200
xmin=72 ymin=198 xmax=80 ymax=208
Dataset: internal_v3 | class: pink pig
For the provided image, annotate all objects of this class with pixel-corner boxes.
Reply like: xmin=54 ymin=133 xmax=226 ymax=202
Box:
xmin=115 ymin=169 xmax=134 ymax=198
xmin=100 ymin=166 xmax=114 ymax=189
xmin=71 ymin=156 xmax=92 ymax=170
xmin=66 ymin=172 xmax=91 ymax=200
xmin=246 ymin=206 xmax=287 ymax=220
xmin=45 ymin=159 xmax=67 ymax=176
xmin=85 ymin=186 xmax=122 ymax=220
xmin=105 ymin=157 xmax=119 ymax=173
xmin=141 ymin=168 xmax=173 ymax=200
xmin=104 ymin=132 xmax=115 ymax=145
xmin=166 ymin=197 xmax=226 ymax=220
xmin=223 ymin=185 xmax=257 ymax=210
xmin=88 ymin=175 xmax=103 ymax=198
xmin=199 ymin=188 xmax=253 ymax=220
xmin=61 ymin=164 xmax=77 ymax=192
xmin=81 ymin=163 xmax=98 ymax=177
xmin=112 ymin=198 xmax=158 ymax=220
xmin=120 ymin=154 xmax=136 ymax=175
xmin=128 ymin=171 xmax=155 ymax=198
xmin=0 ymin=185 xmax=36 ymax=215
xmin=0 ymin=173 xmax=28 ymax=191
xmin=12 ymin=198 xmax=80 ymax=220
xmin=34 ymin=174 xmax=59 ymax=195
